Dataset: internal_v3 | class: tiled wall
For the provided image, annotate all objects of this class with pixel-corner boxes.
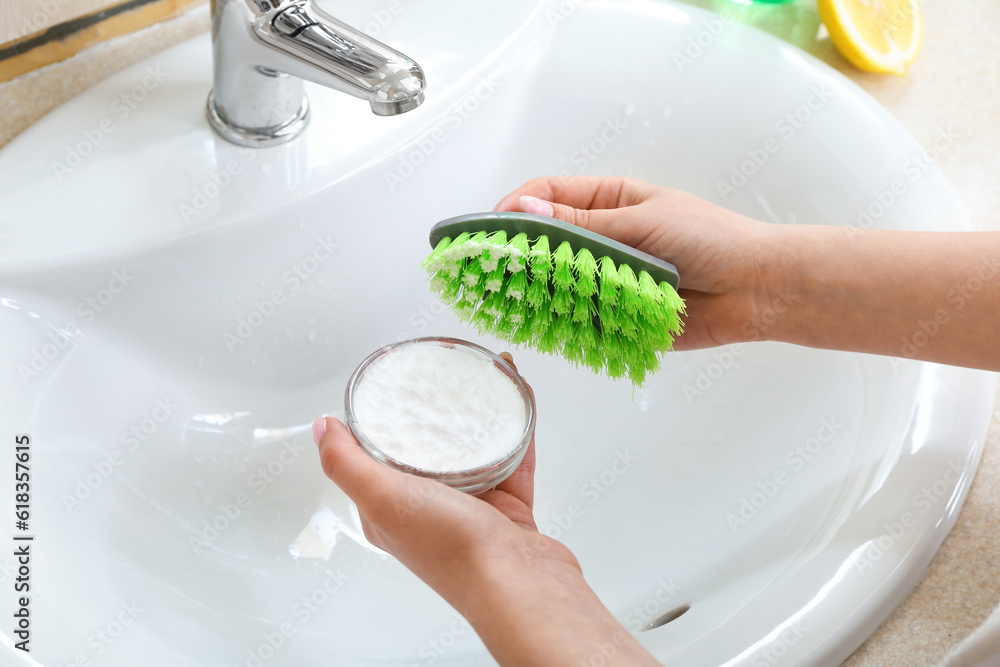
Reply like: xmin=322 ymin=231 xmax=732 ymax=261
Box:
xmin=0 ymin=0 xmax=205 ymax=83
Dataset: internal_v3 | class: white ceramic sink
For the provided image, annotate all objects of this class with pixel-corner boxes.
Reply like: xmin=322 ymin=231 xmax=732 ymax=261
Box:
xmin=1 ymin=1 xmax=995 ymax=665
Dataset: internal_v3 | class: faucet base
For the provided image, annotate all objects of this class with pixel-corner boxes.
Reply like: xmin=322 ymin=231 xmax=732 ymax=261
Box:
xmin=206 ymin=90 xmax=310 ymax=148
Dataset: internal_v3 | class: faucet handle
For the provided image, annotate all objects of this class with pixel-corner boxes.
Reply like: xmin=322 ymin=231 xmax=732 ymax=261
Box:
xmin=208 ymin=0 xmax=425 ymax=146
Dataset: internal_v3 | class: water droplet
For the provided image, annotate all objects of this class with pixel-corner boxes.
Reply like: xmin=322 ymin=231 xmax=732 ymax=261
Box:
xmin=307 ymin=331 xmax=317 ymax=342
xmin=663 ymin=107 xmax=672 ymax=117
xmin=259 ymin=279 xmax=265 ymax=287
xmin=642 ymin=119 xmax=652 ymax=129
xmin=624 ymin=104 xmax=636 ymax=116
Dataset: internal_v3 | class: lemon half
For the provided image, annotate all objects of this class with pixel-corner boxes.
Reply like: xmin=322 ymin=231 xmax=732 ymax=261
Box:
xmin=819 ymin=0 xmax=922 ymax=75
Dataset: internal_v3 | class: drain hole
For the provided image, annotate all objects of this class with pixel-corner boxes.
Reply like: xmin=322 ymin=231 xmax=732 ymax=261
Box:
xmin=641 ymin=604 xmax=690 ymax=632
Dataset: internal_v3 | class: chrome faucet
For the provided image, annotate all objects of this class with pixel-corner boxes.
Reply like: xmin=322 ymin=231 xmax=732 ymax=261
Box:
xmin=207 ymin=0 xmax=425 ymax=147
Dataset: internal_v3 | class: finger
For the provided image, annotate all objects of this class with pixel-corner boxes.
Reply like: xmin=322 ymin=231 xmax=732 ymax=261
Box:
xmin=494 ymin=176 xmax=652 ymax=212
xmin=495 ymin=430 xmax=535 ymax=510
xmin=498 ymin=350 xmax=516 ymax=371
xmin=529 ymin=197 xmax=668 ymax=258
xmin=315 ymin=417 xmax=403 ymax=511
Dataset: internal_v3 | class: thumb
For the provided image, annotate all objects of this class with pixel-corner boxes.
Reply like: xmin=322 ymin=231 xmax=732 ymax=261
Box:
xmin=517 ymin=194 xmax=661 ymax=255
xmin=314 ymin=417 xmax=396 ymax=508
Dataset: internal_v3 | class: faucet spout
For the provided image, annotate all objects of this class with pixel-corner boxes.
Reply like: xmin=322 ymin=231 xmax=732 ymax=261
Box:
xmin=207 ymin=0 xmax=426 ymax=147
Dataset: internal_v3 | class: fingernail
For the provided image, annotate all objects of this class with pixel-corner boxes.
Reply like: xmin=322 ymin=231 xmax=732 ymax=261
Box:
xmin=312 ymin=417 xmax=327 ymax=446
xmin=520 ymin=195 xmax=554 ymax=217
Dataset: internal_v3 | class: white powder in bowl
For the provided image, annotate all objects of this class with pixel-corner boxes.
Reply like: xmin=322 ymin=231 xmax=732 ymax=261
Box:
xmin=351 ymin=344 xmax=527 ymax=473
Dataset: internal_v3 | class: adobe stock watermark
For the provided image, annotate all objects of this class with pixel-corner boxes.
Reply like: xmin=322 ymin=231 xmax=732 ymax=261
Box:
xmin=849 ymin=125 xmax=961 ymax=236
xmin=238 ymin=569 xmax=350 ymax=667
xmin=189 ymin=439 xmax=311 ymax=554
xmin=411 ymin=614 xmax=473 ymax=666
xmin=8 ymin=0 xmax=75 ymax=41
xmin=577 ymin=630 xmax=639 ymax=667
xmin=384 ymin=74 xmax=500 ymax=191
xmin=223 ymin=236 xmax=339 ymax=351
xmin=543 ymin=0 xmax=584 ymax=30
xmin=624 ymin=577 xmax=683 ymax=632
xmin=750 ymin=621 xmax=808 ymax=667
xmin=672 ymin=10 xmax=735 ymax=72
xmin=716 ymin=84 xmax=835 ymax=202
xmin=554 ymin=111 xmax=630 ymax=181
xmin=726 ymin=416 xmax=844 ymax=534
xmin=855 ymin=458 xmax=965 ymax=575
xmin=18 ymin=267 xmax=134 ymax=384
xmin=395 ymin=298 xmax=448 ymax=341
xmin=540 ymin=448 xmax=639 ymax=541
xmin=889 ymin=254 xmax=1000 ymax=368
xmin=360 ymin=0 xmax=405 ymax=37
xmin=741 ymin=288 xmax=801 ymax=342
xmin=61 ymin=600 xmax=145 ymax=666
xmin=51 ymin=66 xmax=169 ymax=181
xmin=682 ymin=344 xmax=747 ymax=404
xmin=61 ymin=398 xmax=178 ymax=512
xmin=178 ymin=147 xmax=257 ymax=223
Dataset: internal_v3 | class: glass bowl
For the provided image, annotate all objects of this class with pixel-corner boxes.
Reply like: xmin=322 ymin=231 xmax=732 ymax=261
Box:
xmin=344 ymin=337 xmax=535 ymax=495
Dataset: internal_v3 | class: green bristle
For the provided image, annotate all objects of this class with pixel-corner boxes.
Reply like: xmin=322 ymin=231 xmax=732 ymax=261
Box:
xmin=627 ymin=363 xmax=647 ymax=387
xmin=637 ymin=271 xmax=663 ymax=306
xmin=510 ymin=317 xmax=534 ymax=346
xmin=598 ymin=299 xmax=620 ymax=333
xmin=421 ymin=222 xmax=687 ymax=387
xmin=572 ymin=292 xmax=596 ymax=323
xmin=556 ymin=316 xmax=580 ymax=362
xmin=529 ymin=307 xmax=557 ymax=353
xmin=526 ymin=278 xmax=551 ymax=309
xmin=574 ymin=248 xmax=598 ymax=297
xmin=481 ymin=290 xmax=507 ymax=319
xmin=552 ymin=242 xmax=576 ymax=289
xmin=538 ymin=322 xmax=559 ymax=355
xmin=505 ymin=270 xmax=529 ymax=301
xmin=467 ymin=230 xmax=488 ymax=254
xmin=660 ymin=281 xmax=685 ymax=335
xmin=552 ymin=287 xmax=574 ymax=316
xmin=475 ymin=291 xmax=507 ymax=331
xmin=616 ymin=264 xmax=641 ymax=339
xmin=530 ymin=236 xmax=551 ymax=280
xmin=554 ymin=312 xmax=575 ymax=340
xmin=606 ymin=354 xmax=627 ymax=379
xmin=462 ymin=260 xmax=482 ymax=288
xmin=483 ymin=292 xmax=521 ymax=340
xmin=598 ymin=256 xmax=620 ymax=306
xmin=509 ymin=298 xmax=531 ymax=326
xmin=422 ymin=236 xmax=452 ymax=270
xmin=479 ymin=231 xmax=509 ymax=272
xmin=441 ymin=232 xmax=470 ymax=263
xmin=575 ymin=320 xmax=601 ymax=366
xmin=603 ymin=328 xmax=623 ymax=359
xmin=485 ymin=262 xmax=507 ymax=293
xmin=452 ymin=298 xmax=475 ymax=322
xmin=582 ymin=339 xmax=604 ymax=372
xmin=617 ymin=264 xmax=641 ymax=314
xmin=463 ymin=272 xmax=486 ymax=304
xmin=507 ymin=233 xmax=530 ymax=273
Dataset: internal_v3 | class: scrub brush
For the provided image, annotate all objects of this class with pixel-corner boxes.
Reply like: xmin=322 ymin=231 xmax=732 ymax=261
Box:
xmin=423 ymin=212 xmax=685 ymax=386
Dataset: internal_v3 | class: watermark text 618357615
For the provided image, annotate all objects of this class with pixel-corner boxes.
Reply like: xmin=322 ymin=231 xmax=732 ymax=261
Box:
xmin=12 ymin=434 xmax=33 ymax=652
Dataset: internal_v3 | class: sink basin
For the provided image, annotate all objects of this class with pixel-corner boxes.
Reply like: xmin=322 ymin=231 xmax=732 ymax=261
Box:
xmin=1 ymin=1 xmax=995 ymax=665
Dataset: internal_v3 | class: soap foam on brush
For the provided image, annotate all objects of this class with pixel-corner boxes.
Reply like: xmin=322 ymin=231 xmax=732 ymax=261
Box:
xmin=352 ymin=344 xmax=526 ymax=472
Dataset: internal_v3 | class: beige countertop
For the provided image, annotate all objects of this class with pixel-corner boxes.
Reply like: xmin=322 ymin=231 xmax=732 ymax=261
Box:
xmin=1 ymin=2 xmax=998 ymax=665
